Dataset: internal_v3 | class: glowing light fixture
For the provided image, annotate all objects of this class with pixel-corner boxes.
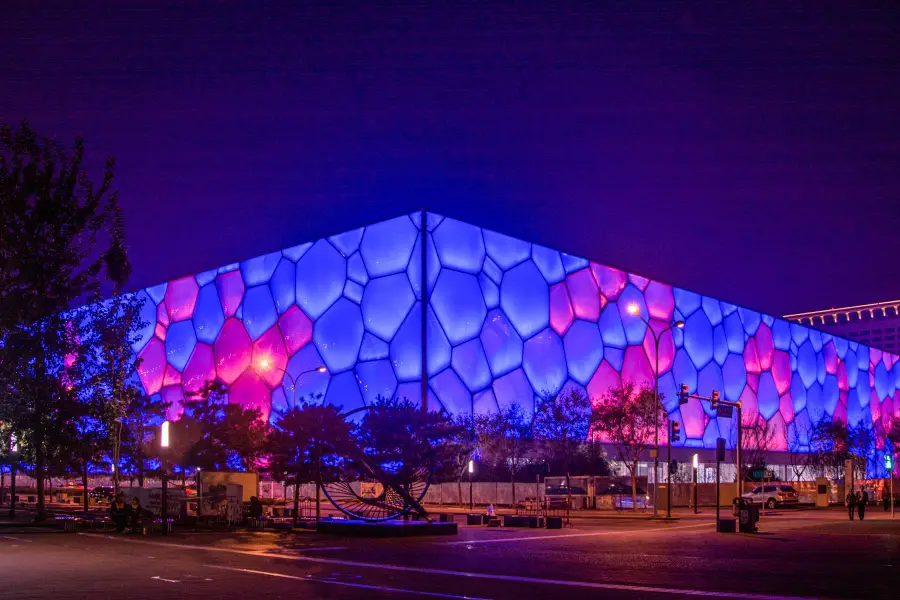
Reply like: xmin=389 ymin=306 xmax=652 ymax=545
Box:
xmin=258 ymin=357 xmax=271 ymax=370
xmin=161 ymin=420 xmax=170 ymax=448
xmin=627 ymin=303 xmax=640 ymax=315
xmin=468 ymin=459 xmax=474 ymax=474
xmin=10 ymin=433 xmax=18 ymax=453
xmin=692 ymin=453 xmax=699 ymax=469
xmin=674 ymin=320 xmax=685 ymax=329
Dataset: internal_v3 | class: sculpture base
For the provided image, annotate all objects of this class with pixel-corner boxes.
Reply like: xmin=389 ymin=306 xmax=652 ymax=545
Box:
xmin=316 ymin=518 xmax=458 ymax=537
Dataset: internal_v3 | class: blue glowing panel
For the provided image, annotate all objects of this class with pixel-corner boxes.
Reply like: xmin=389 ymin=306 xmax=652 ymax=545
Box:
xmin=329 ymin=227 xmax=364 ymax=257
xmin=295 ymin=239 xmax=346 ymax=320
xmin=242 ymin=285 xmax=278 ymax=341
xmin=797 ymin=341 xmax=817 ymax=388
xmin=857 ymin=345 xmax=869 ymax=370
xmin=738 ymin=307 xmax=761 ymax=336
xmin=431 ymin=270 xmax=487 ymax=345
xmin=282 ymin=242 xmax=312 ymax=262
xmin=493 ymin=368 xmax=535 ymax=417
xmin=702 ymin=419 xmax=720 ymax=448
xmin=360 ymin=216 xmax=417 ymax=277
xmin=791 ymin=376 xmax=807 ymax=413
xmin=698 ymin=363 xmax=724 ymax=417
xmin=165 ymin=320 xmax=196 ymax=372
xmin=499 ymin=262 xmax=549 ymax=340
xmin=563 ymin=320 xmax=604 ymax=385
xmin=324 ymin=371 xmax=364 ymax=411
xmin=673 ymin=288 xmax=701 ymax=317
xmin=808 ymin=329 xmax=824 ymax=353
xmin=532 ymin=244 xmax=565 ymax=284
xmin=482 ymin=257 xmax=503 ymax=284
xmin=790 ymin=323 xmax=808 ymax=346
xmin=196 ymin=269 xmax=217 ymax=287
xmin=241 ymin=251 xmax=281 ymax=286
xmin=483 ymin=229 xmax=531 ymax=270
xmin=480 ymin=309 xmax=524 ymax=378
xmin=348 ymin=252 xmax=369 ymax=285
xmin=713 ymin=325 xmax=728 ymax=366
xmin=407 ymin=233 xmax=440 ymax=300
xmin=355 ymin=360 xmax=398 ymax=405
xmin=561 ymin=253 xmax=589 ymax=274
xmin=702 ymin=296 xmax=723 ymax=326
xmin=833 ymin=336 xmax=849 ymax=359
xmin=270 ymin=387 xmax=289 ymax=419
xmin=390 ymin=303 xmax=451 ymax=381
xmin=478 ymin=274 xmax=498 ymax=310
xmin=523 ymin=328 xmax=567 ymax=397
xmin=844 ymin=349 xmax=858 ymax=387
xmin=359 ymin=332 xmax=389 ymax=361
xmin=314 ymin=298 xmax=364 ymax=373
xmin=722 ymin=353 xmax=747 ymax=401
xmin=598 ymin=302 xmax=627 ymax=349
xmin=823 ymin=375 xmax=839 ymax=416
xmin=806 ymin=382 xmax=824 ymax=424
xmin=146 ymin=283 xmax=167 ymax=305
xmin=361 ymin=273 xmax=416 ymax=341
xmin=616 ymin=286 xmax=647 ymax=345
xmin=723 ymin=312 xmax=745 ymax=353
xmin=473 ymin=389 xmax=499 ymax=415
xmin=684 ymin=310 xmax=714 ymax=370
xmin=132 ymin=291 xmax=158 ymax=352
xmin=452 ymin=338 xmax=492 ymax=392
xmin=772 ymin=320 xmax=791 ymax=351
xmin=874 ymin=362 xmax=891 ymax=400
xmin=604 ymin=346 xmax=624 ymax=372
xmin=672 ymin=349 xmax=698 ymax=392
xmin=432 ymin=218 xmax=485 ymax=273
xmin=344 ymin=280 xmax=363 ymax=304
xmin=270 ymin=258 xmax=296 ymax=314
xmin=431 ymin=368 xmax=472 ymax=415
xmin=217 ymin=263 xmax=239 ymax=274
xmin=193 ymin=284 xmax=225 ymax=345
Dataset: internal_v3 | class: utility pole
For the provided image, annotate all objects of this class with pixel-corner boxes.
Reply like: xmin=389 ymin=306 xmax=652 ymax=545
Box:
xmin=420 ymin=208 xmax=428 ymax=413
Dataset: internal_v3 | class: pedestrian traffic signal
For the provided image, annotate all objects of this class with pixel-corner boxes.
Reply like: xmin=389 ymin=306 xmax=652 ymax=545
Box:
xmin=670 ymin=420 xmax=681 ymax=442
xmin=669 ymin=459 xmax=678 ymax=474
xmin=886 ymin=454 xmax=894 ymax=470
xmin=678 ymin=384 xmax=689 ymax=405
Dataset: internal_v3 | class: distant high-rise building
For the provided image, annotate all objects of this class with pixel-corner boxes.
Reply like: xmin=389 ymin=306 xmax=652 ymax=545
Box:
xmin=784 ymin=300 xmax=900 ymax=353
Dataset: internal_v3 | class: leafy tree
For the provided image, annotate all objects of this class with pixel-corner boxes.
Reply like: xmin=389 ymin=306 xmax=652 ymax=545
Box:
xmin=267 ymin=402 xmax=352 ymax=525
xmin=475 ymin=402 xmax=534 ymax=508
xmin=0 ymin=121 xmax=129 ymax=520
xmin=736 ymin=414 xmax=779 ymax=481
xmin=590 ymin=381 xmax=663 ymax=511
xmin=808 ymin=420 xmax=850 ymax=480
xmin=534 ymin=387 xmax=592 ymax=483
xmin=120 ymin=394 xmax=170 ymax=487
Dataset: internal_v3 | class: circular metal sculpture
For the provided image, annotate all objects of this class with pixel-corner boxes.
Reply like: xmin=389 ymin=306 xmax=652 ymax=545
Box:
xmin=321 ymin=405 xmax=433 ymax=522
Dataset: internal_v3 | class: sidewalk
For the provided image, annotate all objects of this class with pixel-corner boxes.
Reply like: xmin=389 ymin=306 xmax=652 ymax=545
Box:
xmin=422 ymin=504 xmax=714 ymax=520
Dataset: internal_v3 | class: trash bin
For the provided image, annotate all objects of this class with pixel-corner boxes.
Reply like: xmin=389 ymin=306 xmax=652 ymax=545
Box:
xmin=732 ymin=497 xmax=759 ymax=533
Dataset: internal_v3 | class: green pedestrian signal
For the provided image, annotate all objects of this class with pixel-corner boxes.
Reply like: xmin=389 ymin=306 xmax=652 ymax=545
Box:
xmin=886 ymin=454 xmax=894 ymax=470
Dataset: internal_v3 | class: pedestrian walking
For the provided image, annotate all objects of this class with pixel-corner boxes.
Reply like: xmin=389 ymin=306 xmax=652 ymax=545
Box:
xmin=110 ymin=492 xmax=130 ymax=533
xmin=846 ymin=488 xmax=857 ymax=521
xmin=857 ymin=488 xmax=868 ymax=521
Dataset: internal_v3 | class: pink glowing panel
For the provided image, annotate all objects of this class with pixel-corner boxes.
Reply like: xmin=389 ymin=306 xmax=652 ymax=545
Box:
xmin=566 ymin=269 xmax=600 ymax=321
xmin=549 ymin=282 xmax=575 ymax=335
xmin=621 ymin=345 xmax=654 ymax=385
xmin=870 ymin=390 xmax=881 ymax=423
xmin=771 ymin=350 xmax=791 ymax=395
xmin=590 ymin=263 xmax=627 ymax=301
xmin=767 ymin=413 xmax=787 ymax=451
xmin=216 ymin=271 xmax=245 ymax=318
xmin=164 ymin=276 xmax=199 ymax=323
xmin=754 ymin=324 xmax=774 ymax=371
xmin=681 ymin=398 xmax=705 ymax=439
xmin=739 ymin=385 xmax=759 ymax=423
xmin=163 ymin=365 xmax=182 ymax=386
xmin=779 ymin=392 xmax=794 ymax=423
xmin=870 ymin=348 xmax=883 ymax=368
xmin=161 ymin=386 xmax=185 ymax=420
xmin=644 ymin=281 xmax=674 ymax=321
xmin=214 ymin=318 xmax=252 ymax=385
xmin=229 ymin=370 xmax=271 ymax=423
xmin=743 ymin=338 xmax=760 ymax=375
xmin=182 ymin=343 xmax=216 ymax=396
xmin=155 ymin=323 xmax=167 ymax=341
xmin=823 ymin=342 xmax=837 ymax=375
xmin=278 ymin=305 xmax=313 ymax=356
xmin=629 ymin=274 xmax=649 ymax=291
xmin=746 ymin=373 xmax=759 ymax=393
xmin=137 ymin=337 xmax=166 ymax=395
xmin=643 ymin=321 xmax=674 ymax=374
xmin=253 ymin=326 xmax=288 ymax=388
xmin=832 ymin=395 xmax=847 ymax=425
xmin=157 ymin=302 xmax=170 ymax=327
xmin=837 ymin=362 xmax=848 ymax=391
xmin=586 ymin=360 xmax=621 ymax=404
xmin=882 ymin=398 xmax=893 ymax=430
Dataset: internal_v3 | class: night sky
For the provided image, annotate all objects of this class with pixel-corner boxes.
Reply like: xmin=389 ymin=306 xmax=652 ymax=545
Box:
xmin=2 ymin=2 xmax=898 ymax=315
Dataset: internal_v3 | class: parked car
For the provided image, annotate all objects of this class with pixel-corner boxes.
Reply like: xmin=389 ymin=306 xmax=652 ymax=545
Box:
xmin=741 ymin=484 xmax=799 ymax=509
xmin=89 ymin=486 xmax=115 ymax=503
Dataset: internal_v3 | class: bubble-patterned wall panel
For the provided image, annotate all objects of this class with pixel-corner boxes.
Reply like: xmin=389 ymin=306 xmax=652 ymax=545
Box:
xmin=125 ymin=211 xmax=899 ymax=476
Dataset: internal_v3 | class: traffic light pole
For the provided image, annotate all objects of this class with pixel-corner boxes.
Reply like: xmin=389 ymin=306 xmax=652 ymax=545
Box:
xmin=666 ymin=425 xmax=673 ymax=520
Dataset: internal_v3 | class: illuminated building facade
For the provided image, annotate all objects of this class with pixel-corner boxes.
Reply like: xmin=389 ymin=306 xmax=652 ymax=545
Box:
xmin=785 ymin=301 xmax=900 ymax=354
xmin=127 ymin=211 xmax=898 ymax=476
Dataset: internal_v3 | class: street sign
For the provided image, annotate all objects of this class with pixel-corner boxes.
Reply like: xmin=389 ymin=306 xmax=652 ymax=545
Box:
xmin=716 ymin=405 xmax=734 ymax=418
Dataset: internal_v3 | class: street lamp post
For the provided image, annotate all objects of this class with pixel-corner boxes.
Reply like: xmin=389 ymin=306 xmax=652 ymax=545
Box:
xmin=626 ymin=304 xmax=684 ymax=519
xmin=7 ymin=433 xmax=18 ymax=518
xmin=468 ymin=459 xmax=474 ymax=510
xmin=160 ymin=420 xmax=170 ymax=535
xmin=256 ymin=358 xmax=327 ymax=410
xmin=692 ymin=453 xmax=699 ymax=514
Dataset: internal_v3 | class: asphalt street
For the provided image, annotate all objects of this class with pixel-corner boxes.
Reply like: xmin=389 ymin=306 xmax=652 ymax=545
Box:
xmin=2 ymin=509 xmax=898 ymax=600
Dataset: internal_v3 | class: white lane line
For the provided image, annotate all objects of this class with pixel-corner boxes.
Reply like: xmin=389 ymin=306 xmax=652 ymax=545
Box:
xmin=441 ymin=521 xmax=712 ymax=545
xmin=209 ymin=565 xmax=493 ymax=600
xmin=78 ymin=533 xmax=822 ymax=600
xmin=151 ymin=575 xmax=181 ymax=583
xmin=0 ymin=535 xmax=33 ymax=543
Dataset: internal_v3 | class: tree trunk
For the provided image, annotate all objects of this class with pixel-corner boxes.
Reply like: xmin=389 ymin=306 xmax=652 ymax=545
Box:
xmin=315 ymin=480 xmax=321 ymax=524
xmin=631 ymin=460 xmax=638 ymax=513
xmin=138 ymin=460 xmax=145 ymax=488
xmin=511 ymin=466 xmax=517 ymax=512
xmin=82 ymin=459 xmax=90 ymax=514
xmin=292 ymin=477 xmax=300 ymax=528
xmin=181 ymin=467 xmax=186 ymax=489
xmin=35 ymin=447 xmax=46 ymax=522
xmin=113 ymin=421 xmax=122 ymax=495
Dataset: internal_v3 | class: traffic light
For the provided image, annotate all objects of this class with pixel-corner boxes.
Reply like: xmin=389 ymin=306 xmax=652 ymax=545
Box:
xmin=670 ymin=420 xmax=681 ymax=443
xmin=678 ymin=384 xmax=689 ymax=405
xmin=669 ymin=459 xmax=678 ymax=474
xmin=710 ymin=390 xmax=721 ymax=407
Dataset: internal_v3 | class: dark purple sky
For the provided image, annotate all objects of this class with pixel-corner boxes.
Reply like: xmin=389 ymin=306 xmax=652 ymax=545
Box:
xmin=3 ymin=2 xmax=899 ymax=315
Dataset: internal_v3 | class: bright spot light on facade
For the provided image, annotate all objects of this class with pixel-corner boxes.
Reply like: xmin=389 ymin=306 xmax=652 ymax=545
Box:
xmin=316 ymin=366 xmax=327 ymax=373
xmin=627 ymin=303 xmax=640 ymax=315
xmin=258 ymin=357 xmax=271 ymax=370
xmin=161 ymin=421 xmax=170 ymax=448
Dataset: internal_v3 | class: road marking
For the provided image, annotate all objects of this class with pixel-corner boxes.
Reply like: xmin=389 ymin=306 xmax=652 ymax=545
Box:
xmin=441 ymin=521 xmax=712 ymax=545
xmin=151 ymin=575 xmax=181 ymax=583
xmin=0 ymin=535 xmax=33 ymax=543
xmin=78 ymin=533 xmax=822 ymax=600
xmin=209 ymin=565 xmax=493 ymax=600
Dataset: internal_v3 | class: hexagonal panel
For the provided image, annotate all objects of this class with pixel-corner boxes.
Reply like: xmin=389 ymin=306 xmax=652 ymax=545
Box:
xmin=683 ymin=310 xmax=714 ymax=370
xmin=452 ymin=339 xmax=492 ymax=392
xmin=532 ymin=244 xmax=565 ymax=284
xmin=193 ymin=283 xmax=225 ymax=344
xmin=137 ymin=337 xmax=166 ymax=395
xmin=295 ymin=239 xmax=346 ymax=320
xmin=360 ymin=216 xmax=418 ymax=278
xmin=348 ymin=252 xmax=369 ymax=285
xmin=722 ymin=353 xmax=747 ymax=401
xmin=314 ymin=298 xmax=365 ymax=373
xmin=214 ymin=318 xmax=252 ymax=385
xmin=499 ymin=260 xmax=549 ymax=340
xmin=390 ymin=303 xmax=451 ymax=381
xmin=621 ymin=345 xmax=654 ymax=385
xmin=586 ymin=360 xmax=621 ymax=402
xmin=645 ymin=281 xmax=675 ymax=321
xmin=278 ymin=305 xmax=312 ymax=356
xmin=566 ymin=268 xmax=601 ymax=321
xmin=549 ymin=282 xmax=574 ymax=336
xmin=324 ymin=371 xmax=365 ymax=412
xmin=282 ymin=241 xmax=312 ymax=262
xmin=216 ymin=270 xmax=244 ymax=319
xmin=359 ymin=332 xmax=389 ymax=361
xmin=182 ymin=343 xmax=215 ymax=396
xmin=165 ymin=276 xmax=199 ymax=323
xmin=480 ymin=309 xmax=524 ymax=378
xmin=564 ymin=320 xmax=604 ymax=385
xmin=479 ymin=273 xmax=500 ymax=309
xmin=270 ymin=258 xmax=296 ymax=314
xmin=492 ymin=368 xmax=535 ymax=417
xmin=329 ymin=227 xmax=364 ymax=257
xmin=431 ymin=368 xmax=472 ymax=415
xmin=165 ymin=320 xmax=196 ymax=372
xmin=229 ymin=370 xmax=272 ymax=422
xmin=598 ymin=302 xmax=627 ymax=349
xmin=240 ymin=251 xmax=281 ymax=286
xmin=252 ymin=325 xmax=288 ymax=389
xmin=355 ymin=359 xmax=398 ymax=405
xmin=433 ymin=218 xmax=485 ymax=273
xmin=483 ymin=229 xmax=531 ymax=270
xmin=673 ymin=288 xmax=702 ymax=317
xmin=431 ymin=270 xmax=486 ymax=345
xmin=590 ymin=263 xmax=627 ymax=300
xmin=362 ymin=273 xmax=416 ymax=341
xmin=406 ymin=233 xmax=440 ymax=300
xmin=242 ymin=285 xmax=278 ymax=341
